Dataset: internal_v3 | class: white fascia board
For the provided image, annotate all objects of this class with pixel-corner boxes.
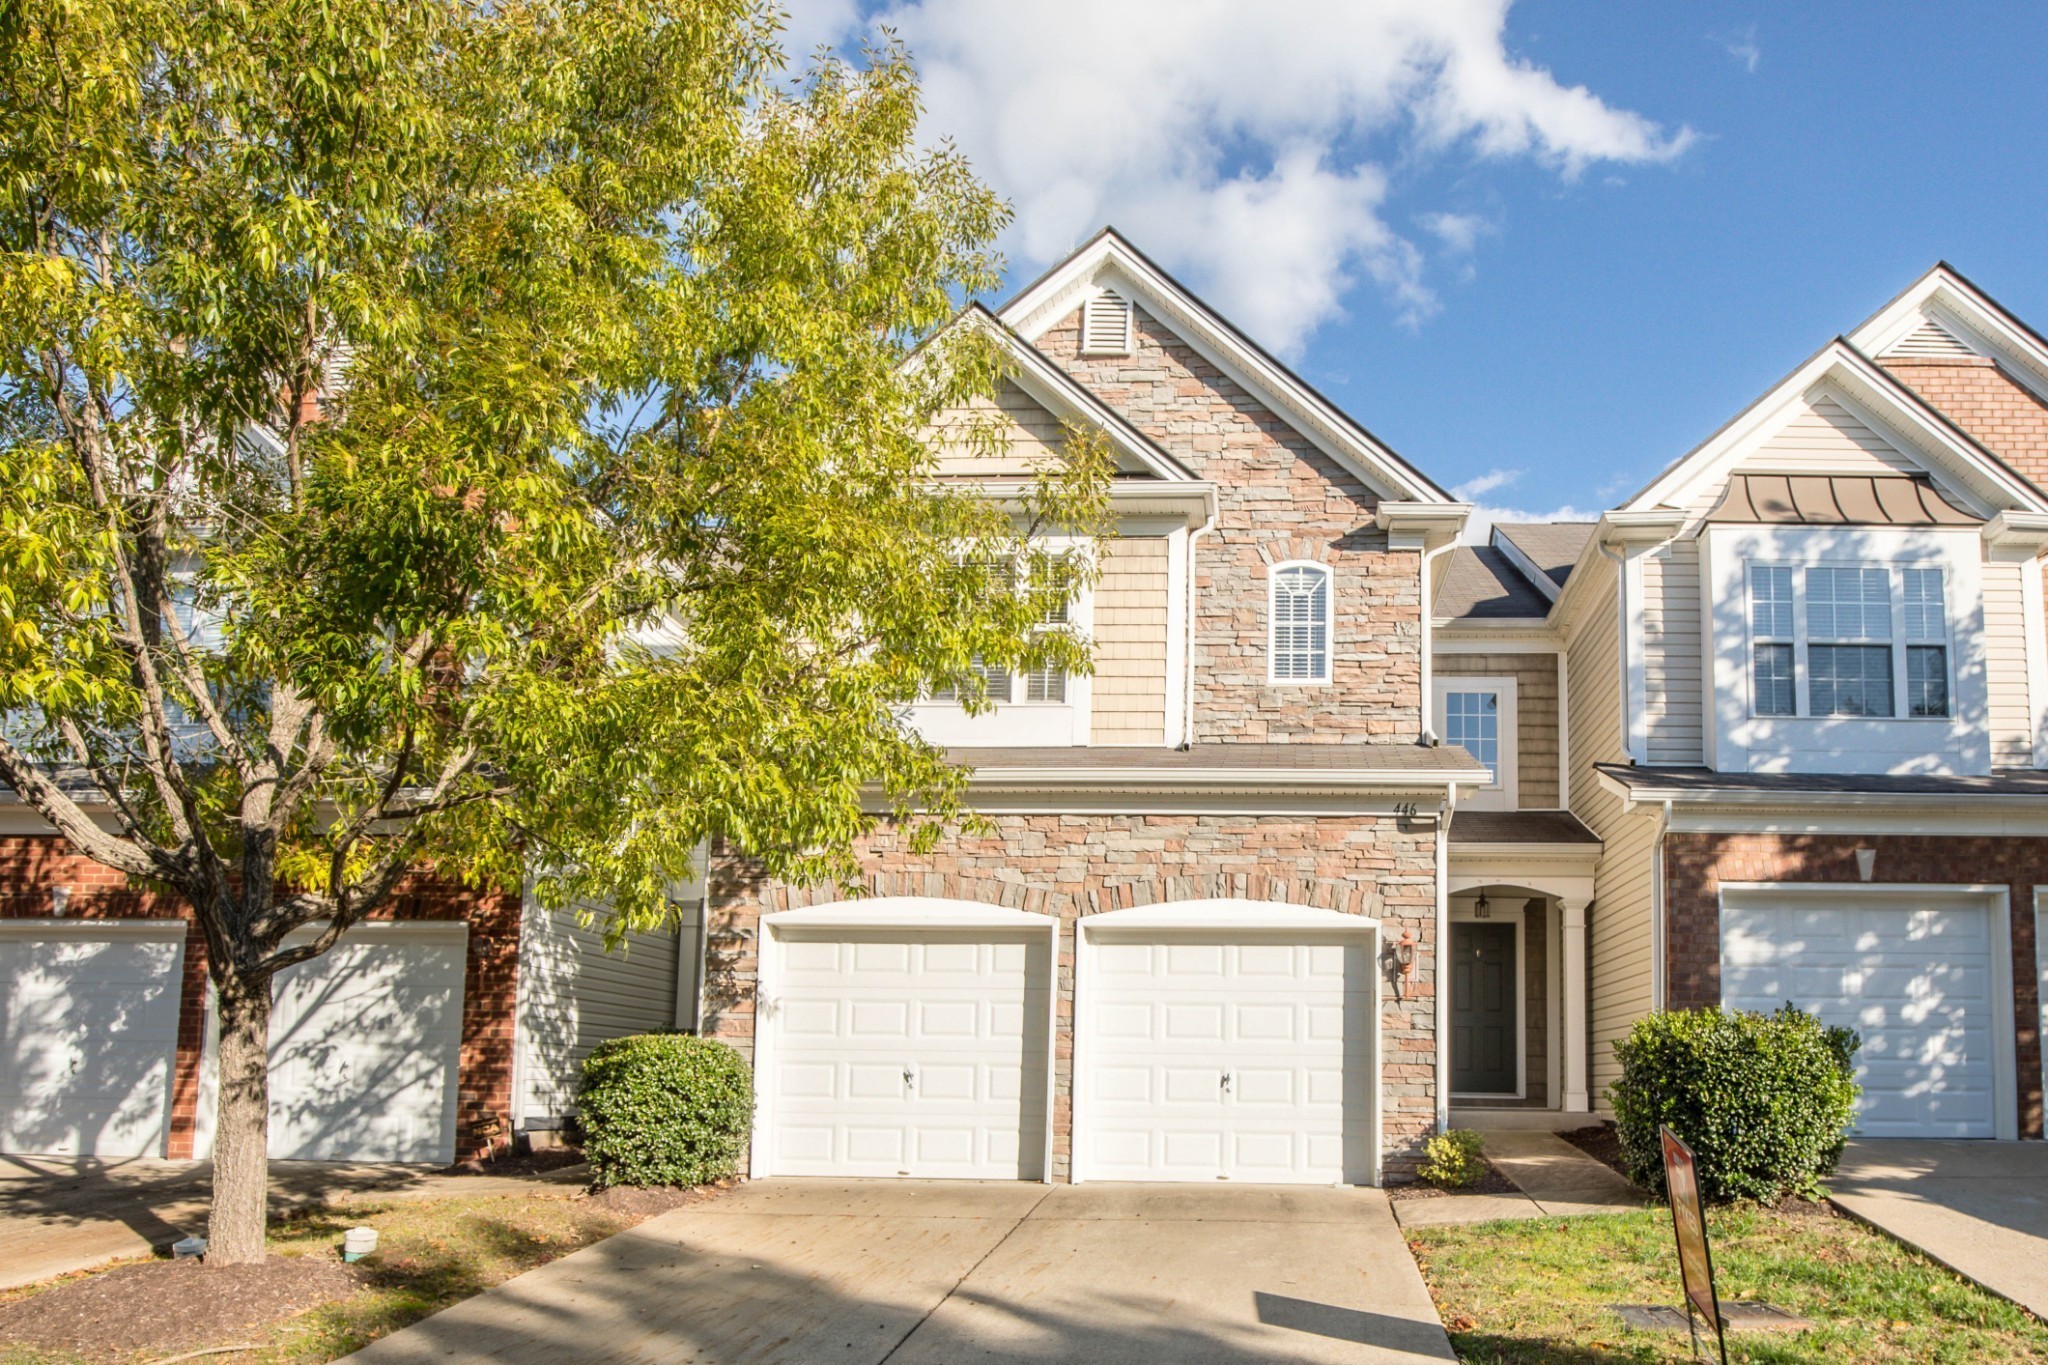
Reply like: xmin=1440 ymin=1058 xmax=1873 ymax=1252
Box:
xmin=1079 ymin=899 xmax=1379 ymax=935
xmin=969 ymin=479 xmax=1217 ymax=530
xmin=997 ymin=232 xmax=1454 ymax=507
xmin=1850 ymin=266 xmax=2048 ymax=405
xmin=960 ymin=765 xmax=1486 ymax=792
xmin=1377 ymin=501 xmax=1472 ymax=551
xmin=1598 ymin=768 xmax=2048 ymax=815
xmin=1489 ymin=530 xmax=1562 ymax=603
xmin=1434 ymin=627 xmax=1564 ymax=651
xmin=1623 ymin=342 xmax=2048 ymax=521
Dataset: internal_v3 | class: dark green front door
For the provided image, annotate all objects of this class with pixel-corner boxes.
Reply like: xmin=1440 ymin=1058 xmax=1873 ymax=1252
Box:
xmin=1451 ymin=921 xmax=1518 ymax=1095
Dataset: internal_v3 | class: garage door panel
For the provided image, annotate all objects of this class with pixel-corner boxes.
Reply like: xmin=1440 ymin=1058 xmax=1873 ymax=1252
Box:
xmin=2 ymin=933 xmax=185 ymax=1158
xmin=769 ymin=927 xmax=1051 ymax=1180
xmin=1081 ymin=933 xmax=1373 ymax=1184
xmin=1721 ymin=896 xmax=2002 ymax=1140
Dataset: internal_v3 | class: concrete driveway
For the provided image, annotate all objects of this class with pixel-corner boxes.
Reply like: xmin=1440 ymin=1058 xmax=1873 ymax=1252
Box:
xmin=1831 ymin=1140 xmax=2048 ymax=1318
xmin=343 ymin=1180 xmax=1455 ymax=1364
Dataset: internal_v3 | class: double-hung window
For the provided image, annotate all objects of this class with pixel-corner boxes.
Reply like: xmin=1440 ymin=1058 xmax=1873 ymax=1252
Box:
xmin=1269 ymin=563 xmax=1331 ymax=683
xmin=1744 ymin=561 xmax=1952 ymax=720
xmin=930 ymin=556 xmax=1075 ymax=706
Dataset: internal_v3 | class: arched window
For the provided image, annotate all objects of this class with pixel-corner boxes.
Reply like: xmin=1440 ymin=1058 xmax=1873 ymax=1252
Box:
xmin=1268 ymin=562 xmax=1331 ymax=683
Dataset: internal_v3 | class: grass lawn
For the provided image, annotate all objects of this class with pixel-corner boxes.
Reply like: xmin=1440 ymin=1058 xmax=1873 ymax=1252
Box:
xmin=1408 ymin=1201 xmax=2048 ymax=1364
xmin=0 ymin=1190 xmax=670 ymax=1363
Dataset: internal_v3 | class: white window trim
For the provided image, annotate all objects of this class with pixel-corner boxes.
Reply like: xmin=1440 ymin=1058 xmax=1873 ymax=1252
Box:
xmin=1266 ymin=560 xmax=1333 ymax=686
xmin=911 ymin=544 xmax=1095 ymax=745
xmin=1431 ymin=676 xmax=1518 ymax=811
xmin=1448 ymin=899 xmax=1527 ymax=1101
xmin=1742 ymin=558 xmax=1956 ymax=723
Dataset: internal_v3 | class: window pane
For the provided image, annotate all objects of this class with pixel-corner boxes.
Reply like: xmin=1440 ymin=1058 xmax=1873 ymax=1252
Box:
xmin=1443 ymin=691 xmax=1500 ymax=779
xmin=1806 ymin=567 xmax=1891 ymax=641
xmin=1271 ymin=566 xmax=1330 ymax=681
xmin=1908 ymin=645 xmax=1949 ymax=718
xmin=930 ymin=657 xmax=1012 ymax=704
xmin=1902 ymin=568 xmax=1946 ymax=642
xmin=1810 ymin=644 xmax=1893 ymax=717
xmin=1024 ymin=665 xmax=1065 ymax=703
xmin=1749 ymin=565 xmax=1794 ymax=640
xmin=1753 ymin=643 xmax=1796 ymax=716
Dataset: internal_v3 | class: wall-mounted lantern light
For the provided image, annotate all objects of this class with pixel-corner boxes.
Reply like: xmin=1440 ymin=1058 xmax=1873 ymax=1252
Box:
xmin=1391 ymin=929 xmax=1417 ymax=1000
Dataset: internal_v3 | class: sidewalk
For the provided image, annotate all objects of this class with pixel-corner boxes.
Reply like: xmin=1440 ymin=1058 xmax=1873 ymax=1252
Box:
xmin=0 ymin=1155 xmax=588 ymax=1290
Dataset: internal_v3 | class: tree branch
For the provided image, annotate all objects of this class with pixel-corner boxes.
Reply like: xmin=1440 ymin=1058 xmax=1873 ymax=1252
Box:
xmin=0 ymin=730 xmax=177 ymax=883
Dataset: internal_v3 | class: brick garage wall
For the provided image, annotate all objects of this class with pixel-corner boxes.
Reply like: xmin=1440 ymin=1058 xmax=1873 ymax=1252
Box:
xmin=1036 ymin=308 xmax=1423 ymax=743
xmin=1664 ymin=832 xmax=2045 ymax=1140
xmin=703 ymin=812 xmax=1442 ymax=1180
xmin=0 ymin=836 xmax=520 ymax=1160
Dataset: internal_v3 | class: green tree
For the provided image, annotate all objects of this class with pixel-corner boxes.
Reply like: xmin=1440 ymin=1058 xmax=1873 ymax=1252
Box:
xmin=0 ymin=0 xmax=1109 ymax=1264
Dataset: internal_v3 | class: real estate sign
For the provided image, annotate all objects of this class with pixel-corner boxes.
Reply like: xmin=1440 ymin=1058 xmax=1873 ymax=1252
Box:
xmin=1660 ymin=1126 xmax=1728 ymax=1365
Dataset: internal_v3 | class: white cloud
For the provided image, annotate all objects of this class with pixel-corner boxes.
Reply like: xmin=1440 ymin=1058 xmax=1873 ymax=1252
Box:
xmin=1452 ymin=467 xmax=1521 ymax=499
xmin=1420 ymin=211 xmax=1496 ymax=258
xmin=1450 ymin=469 xmax=1599 ymax=543
xmin=1714 ymin=25 xmax=1762 ymax=74
xmin=785 ymin=0 xmax=1692 ymax=355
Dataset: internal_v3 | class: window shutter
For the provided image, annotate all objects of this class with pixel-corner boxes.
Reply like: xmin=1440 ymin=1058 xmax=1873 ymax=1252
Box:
xmin=1081 ymin=291 xmax=1134 ymax=355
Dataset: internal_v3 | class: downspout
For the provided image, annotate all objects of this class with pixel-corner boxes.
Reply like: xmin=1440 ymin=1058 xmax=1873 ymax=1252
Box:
xmin=1596 ymin=538 xmax=1640 ymax=763
xmin=1182 ymin=510 xmax=1217 ymax=747
xmin=1649 ymin=798 xmax=1672 ymax=1010
xmin=1419 ymin=539 xmax=1461 ymax=744
xmin=1434 ymin=782 xmax=1457 ymax=1135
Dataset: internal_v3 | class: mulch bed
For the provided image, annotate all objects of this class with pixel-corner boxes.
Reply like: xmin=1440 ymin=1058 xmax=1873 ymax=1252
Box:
xmin=442 ymin=1144 xmax=589 ymax=1178
xmin=1386 ymin=1159 xmax=1521 ymax=1202
xmin=1557 ymin=1122 xmax=1630 ymax=1179
xmin=0 ymin=1255 xmax=364 ymax=1361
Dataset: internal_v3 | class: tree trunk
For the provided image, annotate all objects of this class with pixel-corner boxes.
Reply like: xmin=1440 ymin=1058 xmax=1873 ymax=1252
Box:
xmin=207 ymin=971 xmax=273 ymax=1266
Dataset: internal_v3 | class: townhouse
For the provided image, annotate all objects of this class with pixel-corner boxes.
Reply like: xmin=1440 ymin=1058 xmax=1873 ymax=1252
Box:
xmin=4 ymin=233 xmax=2043 ymax=1178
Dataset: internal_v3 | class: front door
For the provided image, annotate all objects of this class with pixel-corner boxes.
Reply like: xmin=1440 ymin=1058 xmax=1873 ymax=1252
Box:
xmin=1450 ymin=921 xmax=1518 ymax=1096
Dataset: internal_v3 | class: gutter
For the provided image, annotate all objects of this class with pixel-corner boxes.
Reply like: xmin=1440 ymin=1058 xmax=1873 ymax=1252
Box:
xmin=962 ymin=765 xmax=1488 ymax=793
xmin=1182 ymin=505 xmax=1218 ymax=747
xmin=1597 ymin=768 xmax=2048 ymax=811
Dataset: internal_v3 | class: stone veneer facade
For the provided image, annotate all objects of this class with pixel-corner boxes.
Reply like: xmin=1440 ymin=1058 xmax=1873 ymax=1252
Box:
xmin=702 ymin=812 xmax=1443 ymax=1180
xmin=0 ymin=836 xmax=520 ymax=1160
xmin=1036 ymin=306 xmax=1423 ymax=743
xmin=1663 ymin=831 xmax=2046 ymax=1141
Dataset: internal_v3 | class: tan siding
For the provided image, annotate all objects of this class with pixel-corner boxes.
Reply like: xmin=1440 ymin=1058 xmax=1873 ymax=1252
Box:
xmin=930 ymin=381 xmax=1067 ymax=478
xmin=1642 ymin=541 xmax=1704 ymax=765
xmin=1689 ymin=393 xmax=1920 ymax=515
xmin=1090 ymin=537 xmax=1169 ymax=745
xmin=1563 ymin=559 xmax=1657 ymax=1100
xmin=1985 ymin=559 xmax=2033 ymax=767
xmin=1436 ymin=653 xmax=1561 ymax=807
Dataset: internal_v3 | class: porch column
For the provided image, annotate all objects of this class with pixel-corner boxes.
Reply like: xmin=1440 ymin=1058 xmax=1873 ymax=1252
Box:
xmin=1560 ymin=895 xmax=1591 ymax=1112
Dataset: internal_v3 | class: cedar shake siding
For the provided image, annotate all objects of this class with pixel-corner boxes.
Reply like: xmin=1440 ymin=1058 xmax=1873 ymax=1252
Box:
xmin=1090 ymin=535 xmax=1172 ymax=745
xmin=702 ymin=814 xmax=1441 ymax=1179
xmin=1663 ymin=832 xmax=2046 ymax=1141
xmin=1037 ymin=306 xmax=1422 ymax=743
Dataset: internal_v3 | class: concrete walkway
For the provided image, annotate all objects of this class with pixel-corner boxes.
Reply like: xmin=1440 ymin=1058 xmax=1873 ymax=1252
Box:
xmin=1393 ymin=1131 xmax=1646 ymax=1228
xmin=1830 ymin=1139 xmax=2048 ymax=1320
xmin=0 ymin=1155 xmax=587 ymax=1289
xmin=343 ymin=1179 xmax=1456 ymax=1364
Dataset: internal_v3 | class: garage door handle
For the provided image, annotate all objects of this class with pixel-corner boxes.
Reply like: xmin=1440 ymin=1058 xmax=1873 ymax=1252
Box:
xmin=1220 ymin=1071 xmax=1232 ymax=1093
xmin=903 ymin=1067 xmax=916 ymax=1090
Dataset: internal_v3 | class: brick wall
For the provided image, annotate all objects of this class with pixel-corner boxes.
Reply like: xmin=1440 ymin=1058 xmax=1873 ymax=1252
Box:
xmin=703 ymin=812 xmax=1442 ymax=1179
xmin=0 ymin=836 xmax=519 ymax=1160
xmin=1880 ymin=355 xmax=2048 ymax=493
xmin=1036 ymin=308 xmax=1423 ymax=743
xmin=1664 ymin=832 xmax=2045 ymax=1140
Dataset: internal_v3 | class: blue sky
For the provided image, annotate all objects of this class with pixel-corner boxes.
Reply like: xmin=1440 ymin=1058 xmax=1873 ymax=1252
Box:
xmin=786 ymin=2 xmax=2048 ymax=529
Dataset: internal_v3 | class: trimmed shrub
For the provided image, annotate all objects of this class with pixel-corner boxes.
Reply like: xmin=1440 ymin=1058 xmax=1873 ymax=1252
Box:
xmin=1419 ymin=1128 xmax=1488 ymax=1188
xmin=578 ymin=1034 xmax=754 ymax=1189
xmin=1608 ymin=1006 xmax=1859 ymax=1203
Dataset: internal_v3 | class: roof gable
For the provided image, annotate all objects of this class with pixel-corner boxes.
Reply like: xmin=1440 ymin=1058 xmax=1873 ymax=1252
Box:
xmin=1619 ymin=339 xmax=2048 ymax=525
xmin=1850 ymin=263 xmax=2048 ymax=405
xmin=996 ymin=228 xmax=1457 ymax=508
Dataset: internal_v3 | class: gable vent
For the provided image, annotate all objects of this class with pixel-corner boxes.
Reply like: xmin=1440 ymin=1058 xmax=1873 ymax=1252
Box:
xmin=1883 ymin=317 xmax=1979 ymax=360
xmin=1081 ymin=290 xmax=1135 ymax=355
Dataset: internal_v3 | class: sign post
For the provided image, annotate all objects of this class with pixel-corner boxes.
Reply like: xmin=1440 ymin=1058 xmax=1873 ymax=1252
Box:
xmin=1659 ymin=1126 xmax=1729 ymax=1365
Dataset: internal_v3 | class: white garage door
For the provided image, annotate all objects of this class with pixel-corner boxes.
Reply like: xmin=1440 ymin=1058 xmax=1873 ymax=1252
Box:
xmin=766 ymin=927 xmax=1052 ymax=1179
xmin=265 ymin=926 xmax=466 ymax=1162
xmin=1079 ymin=931 xmax=1374 ymax=1183
xmin=0 ymin=924 xmax=186 ymax=1157
xmin=1721 ymin=892 xmax=2008 ymax=1139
